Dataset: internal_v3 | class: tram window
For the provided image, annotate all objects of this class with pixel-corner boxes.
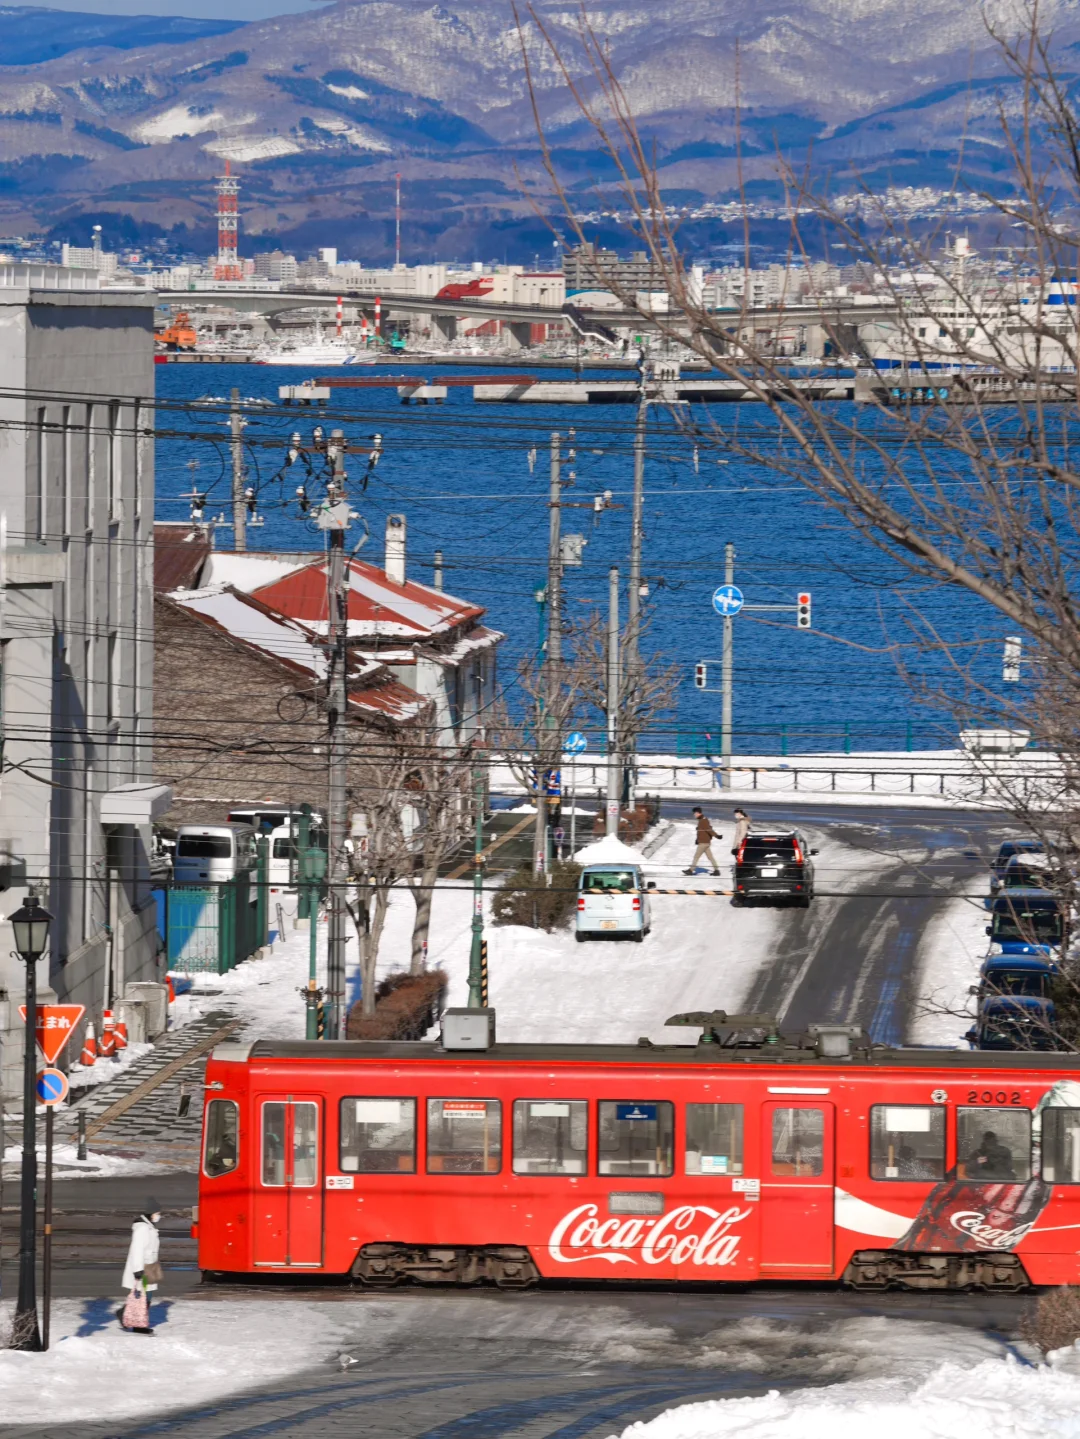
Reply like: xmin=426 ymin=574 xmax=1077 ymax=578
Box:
xmin=1042 ymin=1108 xmax=1080 ymax=1183
xmin=870 ymin=1106 xmax=945 ymax=1181
xmin=513 ymin=1100 xmax=587 ymax=1174
xmin=427 ymin=1099 xmax=501 ymax=1174
xmin=685 ymin=1103 xmax=743 ymax=1175
xmin=340 ymin=1097 xmax=416 ymax=1173
xmin=771 ymin=1108 xmax=824 ymax=1177
xmin=957 ymin=1107 xmax=1031 ymax=1181
xmin=598 ymin=1101 xmax=674 ymax=1177
xmin=203 ymin=1098 xmax=238 ymax=1178
xmin=291 ymin=1103 xmax=319 ymax=1187
xmin=261 ymin=1102 xmax=287 ymax=1186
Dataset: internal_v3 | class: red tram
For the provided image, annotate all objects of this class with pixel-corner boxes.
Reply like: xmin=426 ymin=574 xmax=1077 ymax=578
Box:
xmin=194 ymin=1014 xmax=1080 ymax=1291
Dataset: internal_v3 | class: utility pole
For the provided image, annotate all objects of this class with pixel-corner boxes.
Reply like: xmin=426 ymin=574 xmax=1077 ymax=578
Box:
xmin=721 ymin=541 xmax=734 ymax=788
xmin=230 ymin=387 xmax=247 ymax=552
xmin=606 ymin=565 xmax=620 ymax=837
xmin=323 ymin=431 xmax=350 ymax=1038
xmin=625 ymin=378 xmax=647 ymax=809
xmin=534 ymin=431 xmax=562 ymax=875
xmin=467 ymin=761 xmax=485 ymax=1007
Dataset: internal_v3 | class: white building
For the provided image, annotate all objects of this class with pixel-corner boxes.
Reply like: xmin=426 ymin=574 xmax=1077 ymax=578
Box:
xmin=0 ymin=264 xmax=168 ymax=1099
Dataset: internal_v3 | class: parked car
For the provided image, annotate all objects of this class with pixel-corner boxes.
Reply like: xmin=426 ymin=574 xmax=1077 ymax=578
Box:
xmin=576 ymin=864 xmax=654 ymax=942
xmin=1000 ymin=851 xmax=1053 ymax=891
xmin=990 ymin=838 xmax=1044 ymax=892
xmin=733 ymin=829 xmax=818 ymax=906
xmin=972 ymin=954 xmax=1057 ymax=1005
xmin=967 ymin=995 xmax=1062 ymax=1051
xmin=173 ymin=823 xmax=255 ymax=884
xmin=985 ymin=888 xmax=1065 ymax=955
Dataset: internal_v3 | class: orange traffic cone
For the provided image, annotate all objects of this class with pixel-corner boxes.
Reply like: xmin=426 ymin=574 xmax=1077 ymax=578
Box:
xmin=79 ymin=1020 xmax=97 ymax=1067
xmin=99 ymin=1010 xmax=116 ymax=1059
xmin=166 ymin=974 xmax=176 ymax=1003
xmin=114 ymin=1018 xmax=128 ymax=1051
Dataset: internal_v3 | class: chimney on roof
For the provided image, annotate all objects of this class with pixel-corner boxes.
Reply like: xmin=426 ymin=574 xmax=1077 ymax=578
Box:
xmin=385 ymin=513 xmax=406 ymax=584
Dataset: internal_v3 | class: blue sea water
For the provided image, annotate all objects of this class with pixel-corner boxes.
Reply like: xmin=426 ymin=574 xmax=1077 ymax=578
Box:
xmin=155 ymin=361 xmax=1013 ymax=755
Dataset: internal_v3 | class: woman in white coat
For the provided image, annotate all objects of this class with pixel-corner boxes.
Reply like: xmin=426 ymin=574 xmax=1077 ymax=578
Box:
xmin=119 ymin=1199 xmax=161 ymax=1333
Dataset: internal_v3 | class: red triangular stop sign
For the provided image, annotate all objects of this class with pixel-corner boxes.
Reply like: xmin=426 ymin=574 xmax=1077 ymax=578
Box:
xmin=18 ymin=1004 xmax=86 ymax=1064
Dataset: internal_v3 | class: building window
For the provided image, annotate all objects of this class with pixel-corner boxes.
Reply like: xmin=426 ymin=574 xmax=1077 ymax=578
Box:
xmin=339 ymin=1097 xmax=416 ymax=1173
xmin=426 ymin=1098 xmax=501 ymax=1174
xmin=869 ymin=1105 xmax=945 ymax=1180
xmin=108 ymin=401 xmax=120 ymax=519
xmin=107 ymin=631 xmax=119 ymax=725
xmin=685 ymin=1103 xmax=743 ymax=1175
xmin=512 ymin=1099 xmax=587 ymax=1174
xmin=598 ymin=1101 xmax=674 ymax=1177
xmin=35 ymin=406 xmax=46 ymax=539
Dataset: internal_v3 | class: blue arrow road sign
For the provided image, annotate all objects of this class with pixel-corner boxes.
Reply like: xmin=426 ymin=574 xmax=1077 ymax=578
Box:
xmin=36 ymin=1067 xmax=68 ymax=1107
xmin=565 ymin=731 xmax=588 ymax=754
xmin=712 ymin=584 xmax=744 ymax=617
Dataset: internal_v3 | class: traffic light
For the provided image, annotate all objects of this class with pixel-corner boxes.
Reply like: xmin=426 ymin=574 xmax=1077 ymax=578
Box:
xmin=796 ymin=592 xmax=812 ymax=629
xmin=695 ymin=662 xmax=707 ymax=689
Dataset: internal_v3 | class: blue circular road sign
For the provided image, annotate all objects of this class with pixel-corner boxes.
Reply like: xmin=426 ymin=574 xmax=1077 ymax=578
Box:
xmin=36 ymin=1067 xmax=68 ymax=1107
xmin=565 ymin=731 xmax=588 ymax=754
xmin=712 ymin=584 xmax=744 ymax=617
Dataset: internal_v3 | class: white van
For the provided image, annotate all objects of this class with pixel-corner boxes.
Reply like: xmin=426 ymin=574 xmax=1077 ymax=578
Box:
xmin=173 ymin=823 xmax=256 ymax=884
xmin=576 ymin=863 xmax=654 ymax=943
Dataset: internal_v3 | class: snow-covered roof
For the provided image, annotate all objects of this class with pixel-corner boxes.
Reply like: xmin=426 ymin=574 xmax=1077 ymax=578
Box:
xmin=252 ymin=558 xmax=484 ymax=640
xmin=202 ymin=551 xmax=319 ymax=593
xmin=417 ymin=625 xmax=505 ymax=666
xmin=164 ymin=584 xmax=429 ymax=727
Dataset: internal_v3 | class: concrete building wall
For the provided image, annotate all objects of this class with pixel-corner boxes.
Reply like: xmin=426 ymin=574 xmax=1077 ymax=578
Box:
xmin=0 ymin=278 xmax=159 ymax=1099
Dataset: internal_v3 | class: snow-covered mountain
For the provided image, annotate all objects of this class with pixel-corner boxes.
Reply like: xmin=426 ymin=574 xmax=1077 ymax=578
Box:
xmin=1 ymin=0 xmax=1076 ymax=256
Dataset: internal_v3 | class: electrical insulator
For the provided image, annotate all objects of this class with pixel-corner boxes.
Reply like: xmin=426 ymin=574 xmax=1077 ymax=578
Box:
xmin=796 ymin=592 xmax=812 ymax=629
xmin=245 ymin=486 xmax=257 ymax=514
xmin=695 ymin=662 xmax=707 ymax=689
xmin=296 ymin=485 xmax=309 ymax=512
xmin=312 ymin=425 xmax=325 ymax=448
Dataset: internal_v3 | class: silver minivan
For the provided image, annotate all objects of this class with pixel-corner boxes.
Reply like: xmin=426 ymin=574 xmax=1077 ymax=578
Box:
xmin=173 ymin=823 xmax=255 ymax=884
xmin=576 ymin=863 xmax=653 ymax=943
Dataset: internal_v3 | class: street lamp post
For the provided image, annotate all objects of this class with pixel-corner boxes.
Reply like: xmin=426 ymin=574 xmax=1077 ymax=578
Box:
xmin=10 ymin=894 xmax=52 ymax=1352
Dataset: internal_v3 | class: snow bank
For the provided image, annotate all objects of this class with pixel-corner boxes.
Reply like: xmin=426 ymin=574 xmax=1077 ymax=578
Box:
xmin=910 ymin=894 xmax=988 ymax=1045
xmin=574 ymin=834 xmax=646 ymax=865
xmin=0 ymin=1300 xmax=354 ymax=1423
xmin=2 ymin=1142 xmax=176 ymax=1178
xmin=613 ymin=1352 xmax=1080 ymax=1439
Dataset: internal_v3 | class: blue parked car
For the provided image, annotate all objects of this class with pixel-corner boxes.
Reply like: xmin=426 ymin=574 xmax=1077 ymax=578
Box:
xmin=972 ymin=953 xmax=1058 ymax=1004
xmin=990 ymin=838 xmax=1045 ymax=893
xmin=967 ymin=996 xmax=1062 ymax=1051
xmin=985 ymin=888 xmax=1065 ymax=955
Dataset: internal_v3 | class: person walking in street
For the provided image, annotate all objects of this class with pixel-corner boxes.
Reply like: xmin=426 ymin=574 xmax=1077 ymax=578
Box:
xmin=119 ymin=1199 xmax=162 ymax=1334
xmin=685 ymin=807 xmax=721 ymax=875
xmin=731 ymin=808 xmax=751 ymax=857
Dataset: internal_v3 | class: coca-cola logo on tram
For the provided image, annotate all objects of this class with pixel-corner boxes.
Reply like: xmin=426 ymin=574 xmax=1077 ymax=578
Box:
xmin=548 ymin=1203 xmax=753 ymax=1268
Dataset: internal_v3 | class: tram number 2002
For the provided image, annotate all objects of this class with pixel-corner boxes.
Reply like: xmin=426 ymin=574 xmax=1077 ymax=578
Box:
xmin=966 ymin=1090 xmax=1023 ymax=1105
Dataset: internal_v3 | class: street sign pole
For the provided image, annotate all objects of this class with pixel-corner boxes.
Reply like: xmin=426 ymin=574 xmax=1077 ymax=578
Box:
xmin=565 ymin=732 xmax=588 ymax=858
xmin=721 ymin=542 xmax=735 ymax=788
xmin=42 ymin=1106 xmax=53 ymax=1351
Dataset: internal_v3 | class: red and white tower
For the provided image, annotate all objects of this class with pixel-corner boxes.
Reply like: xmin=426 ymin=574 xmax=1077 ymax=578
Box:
xmin=213 ymin=160 xmax=242 ymax=281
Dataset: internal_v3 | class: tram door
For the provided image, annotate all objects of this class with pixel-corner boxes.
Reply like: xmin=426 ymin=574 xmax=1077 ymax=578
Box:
xmin=760 ymin=1102 xmax=834 ymax=1273
xmin=254 ymin=1097 xmax=324 ymax=1266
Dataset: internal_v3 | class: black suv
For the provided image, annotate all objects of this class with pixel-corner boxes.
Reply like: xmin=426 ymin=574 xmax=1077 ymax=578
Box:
xmin=734 ymin=829 xmax=817 ymax=906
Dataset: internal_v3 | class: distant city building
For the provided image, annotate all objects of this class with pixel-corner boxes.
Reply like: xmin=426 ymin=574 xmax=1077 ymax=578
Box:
xmin=61 ymin=228 xmax=118 ymax=277
xmin=253 ymin=250 xmax=298 ymax=284
xmin=563 ymin=244 xmax=662 ymax=298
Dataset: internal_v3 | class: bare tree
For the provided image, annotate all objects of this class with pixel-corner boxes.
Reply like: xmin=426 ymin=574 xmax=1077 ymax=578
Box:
xmin=515 ymin=0 xmax=1080 ymax=1041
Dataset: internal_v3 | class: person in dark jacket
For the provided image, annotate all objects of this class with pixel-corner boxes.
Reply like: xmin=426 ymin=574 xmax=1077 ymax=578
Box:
xmin=685 ymin=807 xmax=721 ymax=875
xmin=971 ymin=1130 xmax=1015 ymax=1180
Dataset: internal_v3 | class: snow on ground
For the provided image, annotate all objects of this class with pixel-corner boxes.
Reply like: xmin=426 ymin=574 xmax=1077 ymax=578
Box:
xmin=2 ymin=1142 xmax=168 ymax=1178
xmin=908 ymin=895 xmax=988 ymax=1046
xmin=68 ymin=1039 xmax=154 ymax=1089
xmin=613 ymin=1334 xmax=1080 ymax=1439
xmin=0 ymin=1299 xmax=355 ymax=1423
xmin=575 ymin=834 xmax=648 ymax=865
